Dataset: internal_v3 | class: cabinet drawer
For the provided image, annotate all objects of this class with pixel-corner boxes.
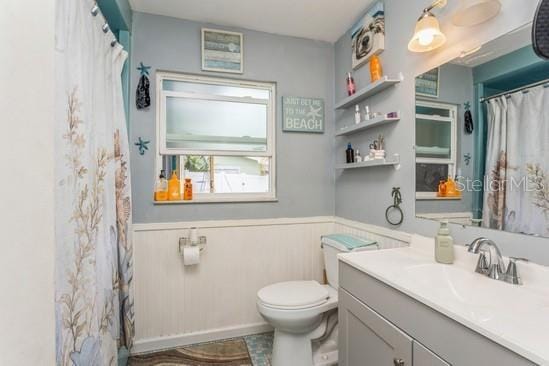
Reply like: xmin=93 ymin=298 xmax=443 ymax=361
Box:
xmin=339 ymin=288 xmax=413 ymax=366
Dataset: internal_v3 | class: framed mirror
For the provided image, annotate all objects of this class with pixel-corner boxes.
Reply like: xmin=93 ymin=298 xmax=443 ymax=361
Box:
xmin=415 ymin=23 xmax=549 ymax=238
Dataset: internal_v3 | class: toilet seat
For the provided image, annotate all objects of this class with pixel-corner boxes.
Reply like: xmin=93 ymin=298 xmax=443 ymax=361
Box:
xmin=257 ymin=281 xmax=330 ymax=310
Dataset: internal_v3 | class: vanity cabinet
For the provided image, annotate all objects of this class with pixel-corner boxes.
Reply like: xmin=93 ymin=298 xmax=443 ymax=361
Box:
xmin=338 ymin=262 xmax=537 ymax=366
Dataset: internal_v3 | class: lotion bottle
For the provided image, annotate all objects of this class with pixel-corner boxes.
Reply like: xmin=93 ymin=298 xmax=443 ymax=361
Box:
xmin=435 ymin=221 xmax=454 ymax=264
xmin=354 ymin=105 xmax=361 ymax=124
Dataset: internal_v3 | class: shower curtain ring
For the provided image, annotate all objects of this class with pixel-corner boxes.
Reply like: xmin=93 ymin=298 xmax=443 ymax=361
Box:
xmin=102 ymin=23 xmax=110 ymax=33
xmin=91 ymin=4 xmax=99 ymax=16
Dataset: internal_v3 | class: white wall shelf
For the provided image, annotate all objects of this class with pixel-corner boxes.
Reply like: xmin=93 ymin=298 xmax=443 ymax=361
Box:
xmin=335 ymin=75 xmax=402 ymax=110
xmin=336 ymin=154 xmax=400 ymax=170
xmin=336 ymin=114 xmax=400 ymax=136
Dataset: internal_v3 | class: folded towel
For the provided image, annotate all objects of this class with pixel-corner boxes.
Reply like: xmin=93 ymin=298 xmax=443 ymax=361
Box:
xmin=321 ymin=234 xmax=378 ymax=251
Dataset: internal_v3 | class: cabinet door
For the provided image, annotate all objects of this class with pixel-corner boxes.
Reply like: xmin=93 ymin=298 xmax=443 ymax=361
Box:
xmin=413 ymin=342 xmax=450 ymax=366
xmin=339 ymin=289 xmax=413 ymax=366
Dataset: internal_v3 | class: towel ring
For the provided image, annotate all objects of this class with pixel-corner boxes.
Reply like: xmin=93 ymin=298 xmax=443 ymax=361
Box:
xmin=385 ymin=187 xmax=404 ymax=226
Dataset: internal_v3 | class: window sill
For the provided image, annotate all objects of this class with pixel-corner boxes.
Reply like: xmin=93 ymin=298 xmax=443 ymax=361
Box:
xmin=153 ymin=196 xmax=278 ymax=205
xmin=416 ymin=195 xmax=462 ymax=201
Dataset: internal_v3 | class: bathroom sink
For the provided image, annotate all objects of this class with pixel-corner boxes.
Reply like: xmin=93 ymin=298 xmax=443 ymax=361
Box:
xmin=338 ymin=235 xmax=549 ymax=365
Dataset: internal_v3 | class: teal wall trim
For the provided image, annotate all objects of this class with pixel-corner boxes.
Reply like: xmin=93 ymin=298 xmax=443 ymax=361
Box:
xmin=472 ymin=83 xmax=486 ymax=220
xmin=119 ymin=30 xmax=131 ymax=130
xmin=473 ymin=46 xmax=542 ymax=84
xmin=97 ymin=0 xmax=132 ymax=34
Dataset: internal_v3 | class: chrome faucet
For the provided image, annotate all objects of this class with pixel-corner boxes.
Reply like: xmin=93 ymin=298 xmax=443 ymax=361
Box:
xmin=467 ymin=238 xmax=506 ymax=280
xmin=467 ymin=238 xmax=527 ymax=285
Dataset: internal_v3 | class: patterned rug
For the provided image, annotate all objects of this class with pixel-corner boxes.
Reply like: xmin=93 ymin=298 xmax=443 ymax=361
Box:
xmin=129 ymin=338 xmax=253 ymax=366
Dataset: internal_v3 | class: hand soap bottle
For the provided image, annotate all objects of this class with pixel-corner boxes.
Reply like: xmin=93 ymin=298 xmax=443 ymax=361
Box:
xmin=435 ymin=221 xmax=454 ymax=264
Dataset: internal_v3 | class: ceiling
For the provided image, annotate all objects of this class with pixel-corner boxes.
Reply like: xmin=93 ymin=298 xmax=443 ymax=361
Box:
xmin=129 ymin=0 xmax=375 ymax=43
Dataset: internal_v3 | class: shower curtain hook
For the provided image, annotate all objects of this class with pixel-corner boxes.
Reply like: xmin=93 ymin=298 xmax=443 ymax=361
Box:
xmin=111 ymin=40 xmax=118 ymax=47
xmin=91 ymin=4 xmax=99 ymax=16
xmin=102 ymin=23 xmax=110 ymax=33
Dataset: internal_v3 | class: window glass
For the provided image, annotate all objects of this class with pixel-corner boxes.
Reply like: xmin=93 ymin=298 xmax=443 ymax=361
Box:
xmin=165 ymin=96 xmax=268 ymax=152
xmin=416 ymin=163 xmax=449 ymax=192
xmin=163 ymin=80 xmax=270 ymax=99
xmin=416 ymin=118 xmax=452 ymax=159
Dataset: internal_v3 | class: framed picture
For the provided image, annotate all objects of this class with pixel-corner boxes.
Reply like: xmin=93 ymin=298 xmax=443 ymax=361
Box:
xmin=416 ymin=68 xmax=440 ymax=98
xmin=201 ymin=28 xmax=244 ymax=74
xmin=351 ymin=1 xmax=385 ymax=70
xmin=282 ymin=96 xmax=325 ymax=133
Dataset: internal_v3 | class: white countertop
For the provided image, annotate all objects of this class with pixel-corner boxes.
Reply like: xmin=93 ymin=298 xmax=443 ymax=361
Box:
xmin=338 ymin=234 xmax=549 ymax=365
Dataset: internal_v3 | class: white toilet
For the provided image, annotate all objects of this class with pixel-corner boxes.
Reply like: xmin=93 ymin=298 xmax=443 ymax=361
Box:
xmin=256 ymin=235 xmax=378 ymax=366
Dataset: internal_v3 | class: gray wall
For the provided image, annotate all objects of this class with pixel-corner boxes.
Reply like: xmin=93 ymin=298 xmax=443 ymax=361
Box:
xmin=416 ymin=63 xmax=474 ymax=215
xmin=130 ymin=12 xmax=335 ymax=223
xmin=334 ymin=0 xmax=549 ymax=265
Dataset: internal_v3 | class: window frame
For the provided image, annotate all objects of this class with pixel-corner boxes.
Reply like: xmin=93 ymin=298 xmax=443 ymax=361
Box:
xmin=415 ymin=100 xmax=458 ymax=200
xmin=155 ymin=71 xmax=277 ymax=203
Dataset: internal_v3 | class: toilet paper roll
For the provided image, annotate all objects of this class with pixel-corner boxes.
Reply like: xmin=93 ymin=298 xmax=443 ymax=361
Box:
xmin=183 ymin=245 xmax=200 ymax=266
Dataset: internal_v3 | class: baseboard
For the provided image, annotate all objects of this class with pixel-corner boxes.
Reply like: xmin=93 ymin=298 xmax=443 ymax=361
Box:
xmin=131 ymin=322 xmax=273 ymax=355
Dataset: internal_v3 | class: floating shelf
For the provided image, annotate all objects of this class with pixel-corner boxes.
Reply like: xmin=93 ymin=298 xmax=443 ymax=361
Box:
xmin=336 ymin=115 xmax=400 ymax=136
xmin=336 ymin=154 xmax=400 ymax=170
xmin=335 ymin=75 xmax=402 ymax=110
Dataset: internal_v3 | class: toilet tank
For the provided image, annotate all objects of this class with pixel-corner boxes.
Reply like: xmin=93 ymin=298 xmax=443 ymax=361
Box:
xmin=321 ymin=234 xmax=379 ymax=289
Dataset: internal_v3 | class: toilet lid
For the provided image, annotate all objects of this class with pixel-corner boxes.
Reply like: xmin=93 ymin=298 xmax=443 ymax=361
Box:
xmin=257 ymin=281 xmax=329 ymax=309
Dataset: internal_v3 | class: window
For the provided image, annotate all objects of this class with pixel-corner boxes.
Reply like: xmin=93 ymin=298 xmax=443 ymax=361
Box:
xmin=156 ymin=72 xmax=276 ymax=202
xmin=415 ymin=100 xmax=457 ymax=199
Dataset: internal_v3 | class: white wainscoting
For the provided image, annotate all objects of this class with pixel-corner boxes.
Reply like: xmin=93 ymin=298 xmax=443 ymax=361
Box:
xmin=132 ymin=216 xmax=411 ymax=354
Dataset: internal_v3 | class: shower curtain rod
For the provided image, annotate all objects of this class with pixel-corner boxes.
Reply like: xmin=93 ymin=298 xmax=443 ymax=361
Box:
xmin=480 ymin=78 xmax=549 ymax=103
xmin=91 ymin=2 xmax=119 ymax=48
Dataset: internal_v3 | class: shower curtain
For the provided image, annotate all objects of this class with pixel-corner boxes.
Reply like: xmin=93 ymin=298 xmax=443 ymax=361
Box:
xmin=482 ymin=84 xmax=549 ymax=236
xmin=55 ymin=0 xmax=134 ymax=365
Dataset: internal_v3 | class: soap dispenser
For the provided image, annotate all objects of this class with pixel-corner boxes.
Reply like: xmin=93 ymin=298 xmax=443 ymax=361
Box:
xmin=435 ymin=220 xmax=454 ymax=264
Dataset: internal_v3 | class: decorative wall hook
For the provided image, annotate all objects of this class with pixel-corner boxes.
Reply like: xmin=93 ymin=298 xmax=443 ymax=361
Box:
xmin=385 ymin=187 xmax=404 ymax=226
xmin=464 ymin=153 xmax=471 ymax=166
xmin=464 ymin=101 xmax=471 ymax=111
xmin=137 ymin=62 xmax=151 ymax=76
xmin=134 ymin=137 xmax=150 ymax=155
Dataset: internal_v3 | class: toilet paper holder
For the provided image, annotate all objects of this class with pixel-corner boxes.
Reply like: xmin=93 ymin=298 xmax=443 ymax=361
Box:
xmin=178 ymin=236 xmax=207 ymax=255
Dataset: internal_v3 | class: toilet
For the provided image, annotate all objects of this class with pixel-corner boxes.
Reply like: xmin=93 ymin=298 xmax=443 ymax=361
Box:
xmin=256 ymin=234 xmax=378 ymax=366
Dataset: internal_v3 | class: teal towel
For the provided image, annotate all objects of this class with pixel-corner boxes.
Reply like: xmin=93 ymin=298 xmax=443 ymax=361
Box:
xmin=322 ymin=234 xmax=377 ymax=250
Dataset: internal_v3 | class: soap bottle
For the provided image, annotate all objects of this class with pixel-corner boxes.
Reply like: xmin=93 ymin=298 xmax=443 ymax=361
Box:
xmin=354 ymin=105 xmax=361 ymax=124
xmin=154 ymin=170 xmax=168 ymax=201
xmin=346 ymin=143 xmax=355 ymax=163
xmin=168 ymin=171 xmax=181 ymax=201
xmin=183 ymin=178 xmax=193 ymax=201
xmin=369 ymin=55 xmax=383 ymax=82
xmin=435 ymin=221 xmax=454 ymax=264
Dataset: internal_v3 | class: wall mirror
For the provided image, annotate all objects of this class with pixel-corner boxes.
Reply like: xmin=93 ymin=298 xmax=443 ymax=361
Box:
xmin=414 ymin=23 xmax=549 ymax=238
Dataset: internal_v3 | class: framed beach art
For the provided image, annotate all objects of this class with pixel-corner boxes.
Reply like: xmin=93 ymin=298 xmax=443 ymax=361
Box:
xmin=201 ymin=28 xmax=244 ymax=74
xmin=351 ymin=1 xmax=385 ymax=70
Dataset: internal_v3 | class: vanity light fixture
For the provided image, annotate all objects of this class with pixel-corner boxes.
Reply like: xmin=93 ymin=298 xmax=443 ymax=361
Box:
xmin=452 ymin=0 xmax=501 ymax=27
xmin=408 ymin=0 xmax=448 ymax=53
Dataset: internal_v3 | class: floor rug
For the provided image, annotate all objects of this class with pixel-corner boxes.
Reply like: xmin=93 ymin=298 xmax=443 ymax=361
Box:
xmin=129 ymin=338 xmax=253 ymax=366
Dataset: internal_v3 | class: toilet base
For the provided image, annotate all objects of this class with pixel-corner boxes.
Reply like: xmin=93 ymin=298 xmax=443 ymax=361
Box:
xmin=271 ymin=329 xmax=314 ymax=366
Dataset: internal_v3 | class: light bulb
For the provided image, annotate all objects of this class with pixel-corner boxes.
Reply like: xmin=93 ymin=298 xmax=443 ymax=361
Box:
xmin=418 ymin=30 xmax=435 ymax=46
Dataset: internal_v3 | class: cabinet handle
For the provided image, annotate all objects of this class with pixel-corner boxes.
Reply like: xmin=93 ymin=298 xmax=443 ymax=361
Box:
xmin=393 ymin=358 xmax=405 ymax=366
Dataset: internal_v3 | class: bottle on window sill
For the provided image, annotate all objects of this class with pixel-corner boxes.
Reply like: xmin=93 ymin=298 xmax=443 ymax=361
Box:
xmin=168 ymin=171 xmax=181 ymax=201
xmin=184 ymin=178 xmax=193 ymax=201
xmin=154 ymin=169 xmax=168 ymax=201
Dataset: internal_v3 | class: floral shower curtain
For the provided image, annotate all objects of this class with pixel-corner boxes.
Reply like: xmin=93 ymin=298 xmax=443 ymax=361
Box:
xmin=482 ymin=84 xmax=549 ymax=236
xmin=55 ymin=0 xmax=134 ymax=365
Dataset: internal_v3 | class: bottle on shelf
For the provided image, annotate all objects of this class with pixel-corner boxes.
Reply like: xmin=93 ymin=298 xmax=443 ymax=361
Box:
xmin=346 ymin=143 xmax=355 ymax=163
xmin=355 ymin=149 xmax=362 ymax=163
xmin=346 ymin=72 xmax=356 ymax=96
xmin=354 ymin=105 xmax=361 ymax=124
xmin=183 ymin=178 xmax=193 ymax=201
xmin=168 ymin=171 xmax=181 ymax=201
xmin=154 ymin=170 xmax=168 ymax=201
xmin=369 ymin=55 xmax=383 ymax=82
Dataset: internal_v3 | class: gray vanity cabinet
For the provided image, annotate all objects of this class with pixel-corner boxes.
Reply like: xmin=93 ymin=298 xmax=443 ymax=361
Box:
xmin=339 ymin=261 xmax=537 ymax=366
xmin=339 ymin=289 xmax=413 ymax=366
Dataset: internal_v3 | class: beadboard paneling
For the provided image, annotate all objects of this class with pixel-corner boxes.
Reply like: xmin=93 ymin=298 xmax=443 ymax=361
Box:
xmin=133 ymin=217 xmax=335 ymax=350
xmin=132 ymin=216 xmax=412 ymax=353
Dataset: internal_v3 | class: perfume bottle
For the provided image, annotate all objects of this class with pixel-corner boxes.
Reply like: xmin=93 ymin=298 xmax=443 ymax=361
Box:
xmin=346 ymin=72 xmax=356 ymax=96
